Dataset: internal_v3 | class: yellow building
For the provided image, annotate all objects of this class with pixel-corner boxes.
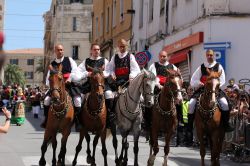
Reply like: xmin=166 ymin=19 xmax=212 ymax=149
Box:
xmin=5 ymin=48 xmax=44 ymax=87
xmin=92 ymin=0 xmax=133 ymax=59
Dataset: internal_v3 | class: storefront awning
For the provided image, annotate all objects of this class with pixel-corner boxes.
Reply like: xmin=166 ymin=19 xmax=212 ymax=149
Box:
xmin=169 ymin=49 xmax=190 ymax=64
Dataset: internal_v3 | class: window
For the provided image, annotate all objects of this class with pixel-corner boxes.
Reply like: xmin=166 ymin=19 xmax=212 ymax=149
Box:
xmin=25 ymin=72 xmax=34 ymax=79
xmin=149 ymin=0 xmax=154 ymax=22
xmin=27 ymin=59 xmax=34 ymax=65
xmin=95 ymin=17 xmax=99 ymax=38
xmin=70 ymin=0 xmax=83 ymax=3
xmin=53 ymin=5 xmax=56 ymax=16
xmin=0 ymin=5 xmax=2 ymax=11
xmin=160 ymin=0 xmax=165 ymax=16
xmin=73 ymin=17 xmax=77 ymax=31
xmin=106 ymin=7 xmax=110 ymax=33
xmin=100 ymin=13 xmax=104 ymax=36
xmin=166 ymin=0 xmax=169 ymax=24
xmin=72 ymin=45 xmax=79 ymax=60
xmin=10 ymin=59 xmax=18 ymax=65
xmin=120 ymin=0 xmax=124 ymax=21
xmin=112 ymin=0 xmax=116 ymax=27
xmin=139 ymin=0 xmax=144 ymax=28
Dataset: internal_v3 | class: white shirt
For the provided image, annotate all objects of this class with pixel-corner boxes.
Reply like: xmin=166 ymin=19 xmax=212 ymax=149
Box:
xmin=190 ymin=61 xmax=225 ymax=88
xmin=149 ymin=61 xmax=178 ymax=86
xmin=108 ymin=51 xmax=141 ymax=79
xmin=45 ymin=56 xmax=78 ymax=86
xmin=71 ymin=56 xmax=109 ymax=83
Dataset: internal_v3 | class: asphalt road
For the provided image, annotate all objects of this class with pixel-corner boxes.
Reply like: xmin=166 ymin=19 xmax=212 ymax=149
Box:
xmin=0 ymin=111 xmax=248 ymax=166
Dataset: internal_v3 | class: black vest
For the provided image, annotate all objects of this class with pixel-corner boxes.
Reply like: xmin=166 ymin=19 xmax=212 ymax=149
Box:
xmin=200 ymin=63 xmax=219 ymax=76
xmin=155 ymin=62 xmax=174 ymax=77
xmin=114 ymin=53 xmax=130 ymax=81
xmin=85 ymin=57 xmax=105 ymax=71
xmin=51 ymin=57 xmax=72 ymax=74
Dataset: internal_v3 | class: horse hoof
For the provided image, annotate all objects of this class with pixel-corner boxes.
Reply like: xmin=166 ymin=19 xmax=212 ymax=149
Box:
xmin=39 ymin=159 xmax=46 ymax=166
xmin=72 ymin=160 xmax=77 ymax=166
xmin=122 ymin=161 xmax=127 ymax=166
xmin=91 ymin=163 xmax=96 ymax=166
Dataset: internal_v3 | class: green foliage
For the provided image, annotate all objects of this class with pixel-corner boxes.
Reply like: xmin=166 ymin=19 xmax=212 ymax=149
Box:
xmin=4 ymin=64 xmax=26 ymax=86
xmin=35 ymin=58 xmax=44 ymax=74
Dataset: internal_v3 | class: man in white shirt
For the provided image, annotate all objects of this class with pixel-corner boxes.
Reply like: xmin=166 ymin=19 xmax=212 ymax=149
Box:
xmin=41 ymin=44 xmax=78 ymax=128
xmin=187 ymin=49 xmax=234 ymax=144
xmin=108 ymin=39 xmax=141 ymax=88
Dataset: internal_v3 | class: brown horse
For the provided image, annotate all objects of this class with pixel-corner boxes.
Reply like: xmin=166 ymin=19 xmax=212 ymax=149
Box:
xmin=148 ymin=69 xmax=183 ymax=166
xmin=195 ymin=70 xmax=225 ymax=166
xmin=39 ymin=64 xmax=75 ymax=166
xmin=72 ymin=68 xmax=107 ymax=166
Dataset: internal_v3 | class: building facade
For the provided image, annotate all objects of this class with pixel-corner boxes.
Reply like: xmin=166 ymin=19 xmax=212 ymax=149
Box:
xmin=43 ymin=0 xmax=93 ymax=81
xmin=132 ymin=0 xmax=250 ymax=85
xmin=0 ymin=0 xmax=4 ymax=31
xmin=5 ymin=49 xmax=44 ymax=87
xmin=92 ymin=0 xmax=133 ymax=59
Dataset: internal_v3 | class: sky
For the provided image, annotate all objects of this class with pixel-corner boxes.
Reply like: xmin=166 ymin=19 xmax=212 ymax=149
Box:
xmin=3 ymin=0 xmax=51 ymax=50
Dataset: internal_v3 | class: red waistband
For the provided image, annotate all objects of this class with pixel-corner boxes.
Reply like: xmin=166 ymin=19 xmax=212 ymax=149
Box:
xmin=115 ymin=67 xmax=129 ymax=76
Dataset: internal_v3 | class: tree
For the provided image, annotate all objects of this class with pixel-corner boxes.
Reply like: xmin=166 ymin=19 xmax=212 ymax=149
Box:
xmin=35 ymin=58 xmax=44 ymax=74
xmin=4 ymin=64 xmax=25 ymax=86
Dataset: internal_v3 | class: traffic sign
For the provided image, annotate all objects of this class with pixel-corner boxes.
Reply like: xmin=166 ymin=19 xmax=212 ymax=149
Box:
xmin=204 ymin=42 xmax=231 ymax=49
xmin=135 ymin=51 xmax=149 ymax=67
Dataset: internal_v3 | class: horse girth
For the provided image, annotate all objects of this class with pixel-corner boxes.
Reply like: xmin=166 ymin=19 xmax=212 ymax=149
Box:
xmin=51 ymin=94 xmax=70 ymax=119
xmin=155 ymin=93 xmax=176 ymax=117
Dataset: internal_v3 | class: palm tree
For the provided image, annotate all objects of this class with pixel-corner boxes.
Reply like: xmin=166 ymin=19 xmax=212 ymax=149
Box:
xmin=4 ymin=64 xmax=26 ymax=86
xmin=35 ymin=58 xmax=44 ymax=74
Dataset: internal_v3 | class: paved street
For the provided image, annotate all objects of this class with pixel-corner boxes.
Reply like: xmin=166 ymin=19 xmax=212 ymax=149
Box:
xmin=0 ymin=111 xmax=248 ymax=166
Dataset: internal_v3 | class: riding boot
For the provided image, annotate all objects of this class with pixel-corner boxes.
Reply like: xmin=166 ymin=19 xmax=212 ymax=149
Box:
xmin=106 ymin=98 xmax=116 ymax=129
xmin=40 ymin=105 xmax=49 ymax=128
xmin=221 ymin=111 xmax=234 ymax=132
xmin=74 ymin=107 xmax=82 ymax=132
xmin=186 ymin=113 xmax=195 ymax=146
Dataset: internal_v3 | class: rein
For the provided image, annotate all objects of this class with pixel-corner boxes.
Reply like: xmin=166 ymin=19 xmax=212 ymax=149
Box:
xmin=155 ymin=91 xmax=176 ymax=116
xmin=50 ymin=91 xmax=70 ymax=119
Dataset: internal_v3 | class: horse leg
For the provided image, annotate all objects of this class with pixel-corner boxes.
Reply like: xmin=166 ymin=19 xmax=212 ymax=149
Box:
xmin=133 ymin=129 xmax=141 ymax=166
xmin=147 ymin=128 xmax=158 ymax=166
xmin=85 ymin=132 xmax=92 ymax=164
xmin=51 ymin=135 xmax=57 ymax=166
xmin=101 ymin=129 xmax=108 ymax=166
xmin=39 ymin=130 xmax=51 ymax=166
xmin=123 ymin=135 xmax=129 ymax=166
xmin=118 ymin=135 xmax=126 ymax=165
xmin=197 ymin=129 xmax=206 ymax=166
xmin=39 ymin=140 xmax=49 ymax=166
xmin=163 ymin=129 xmax=174 ymax=166
xmin=91 ymin=134 xmax=100 ymax=166
xmin=72 ymin=129 xmax=85 ymax=166
xmin=111 ymin=123 xmax=119 ymax=164
xmin=57 ymin=130 xmax=70 ymax=166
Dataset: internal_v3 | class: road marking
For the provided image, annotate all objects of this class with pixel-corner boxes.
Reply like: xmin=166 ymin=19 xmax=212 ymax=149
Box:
xmin=156 ymin=156 xmax=179 ymax=166
xmin=66 ymin=155 xmax=90 ymax=165
xmin=22 ymin=156 xmax=50 ymax=166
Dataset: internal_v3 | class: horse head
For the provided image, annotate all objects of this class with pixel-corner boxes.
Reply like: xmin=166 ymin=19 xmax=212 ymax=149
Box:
xmin=164 ymin=69 xmax=183 ymax=104
xmin=89 ymin=67 xmax=105 ymax=95
xmin=49 ymin=64 xmax=65 ymax=105
xmin=204 ymin=69 xmax=221 ymax=108
xmin=140 ymin=69 xmax=157 ymax=107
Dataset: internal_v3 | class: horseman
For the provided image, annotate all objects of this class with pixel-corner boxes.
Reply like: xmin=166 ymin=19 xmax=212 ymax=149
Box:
xmin=41 ymin=44 xmax=78 ymax=129
xmin=145 ymin=50 xmax=181 ymax=133
xmin=70 ymin=43 xmax=110 ymax=128
xmin=107 ymin=38 xmax=141 ymax=127
xmin=187 ymin=49 xmax=234 ymax=143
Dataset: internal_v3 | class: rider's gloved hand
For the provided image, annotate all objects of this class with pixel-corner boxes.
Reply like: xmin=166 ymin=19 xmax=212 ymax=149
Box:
xmin=199 ymin=82 xmax=204 ymax=87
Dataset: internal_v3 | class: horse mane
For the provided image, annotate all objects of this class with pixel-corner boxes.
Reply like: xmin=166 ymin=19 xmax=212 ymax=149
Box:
xmin=206 ymin=71 xmax=221 ymax=82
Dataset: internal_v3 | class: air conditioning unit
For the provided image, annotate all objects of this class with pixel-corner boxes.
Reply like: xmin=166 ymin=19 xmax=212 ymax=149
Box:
xmin=205 ymin=0 xmax=229 ymax=14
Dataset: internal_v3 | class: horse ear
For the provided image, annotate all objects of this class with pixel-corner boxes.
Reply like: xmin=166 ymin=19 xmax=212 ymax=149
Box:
xmin=206 ymin=68 xmax=211 ymax=75
xmin=218 ymin=70 xmax=222 ymax=77
xmin=58 ymin=64 xmax=63 ymax=72
xmin=87 ymin=65 xmax=94 ymax=71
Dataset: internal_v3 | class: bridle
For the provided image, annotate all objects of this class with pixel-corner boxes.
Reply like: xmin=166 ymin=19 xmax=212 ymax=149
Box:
xmin=197 ymin=78 xmax=220 ymax=120
xmin=87 ymin=75 xmax=105 ymax=117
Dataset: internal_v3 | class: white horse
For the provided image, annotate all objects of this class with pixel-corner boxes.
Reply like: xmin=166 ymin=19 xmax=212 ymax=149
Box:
xmin=115 ymin=69 xmax=157 ymax=166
